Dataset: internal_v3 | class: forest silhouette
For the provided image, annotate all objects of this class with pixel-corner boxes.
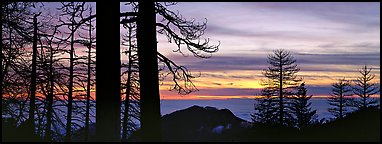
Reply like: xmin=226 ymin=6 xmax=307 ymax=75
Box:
xmin=1 ymin=2 xmax=380 ymax=142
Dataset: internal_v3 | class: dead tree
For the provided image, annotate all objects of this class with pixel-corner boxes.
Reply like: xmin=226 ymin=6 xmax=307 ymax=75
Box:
xmin=76 ymin=4 xmax=96 ymax=141
xmin=40 ymin=15 xmax=63 ymax=141
xmin=28 ymin=12 xmax=41 ymax=138
xmin=96 ymin=1 xmax=121 ymax=141
xmin=57 ymin=2 xmax=87 ymax=141
xmin=84 ymin=6 xmax=95 ymax=142
xmin=120 ymin=2 xmax=220 ymax=141
xmin=120 ymin=21 xmax=140 ymax=141
xmin=1 ymin=2 xmax=41 ymax=141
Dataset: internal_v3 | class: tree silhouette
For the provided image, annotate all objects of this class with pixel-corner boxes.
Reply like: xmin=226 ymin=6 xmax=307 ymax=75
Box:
xmin=2 ymin=2 xmax=98 ymax=141
xmin=2 ymin=2 xmax=25 ymax=139
xmin=47 ymin=3 xmax=96 ymax=141
xmin=135 ymin=2 xmax=161 ymax=141
xmin=290 ymin=82 xmax=317 ymax=129
xmin=38 ymin=13 xmax=64 ymax=141
xmin=57 ymin=2 xmax=91 ymax=141
xmin=76 ymin=4 xmax=96 ymax=141
xmin=95 ymin=1 xmax=121 ymax=142
xmin=252 ymin=87 xmax=277 ymax=124
xmin=2 ymin=3 xmax=41 ymax=140
xmin=55 ymin=3 xmax=96 ymax=140
xmin=1 ymin=3 xmax=2 ymax=105
xmin=121 ymin=21 xmax=140 ymax=141
xmin=84 ymin=7 xmax=95 ymax=142
xmin=328 ymin=78 xmax=352 ymax=119
xmin=28 ymin=12 xmax=40 ymax=139
xmin=352 ymin=65 xmax=380 ymax=109
xmin=119 ymin=2 xmax=219 ymax=141
xmin=1 ymin=2 xmax=64 ymax=141
xmin=260 ymin=49 xmax=301 ymax=126
xmin=44 ymin=34 xmax=57 ymax=142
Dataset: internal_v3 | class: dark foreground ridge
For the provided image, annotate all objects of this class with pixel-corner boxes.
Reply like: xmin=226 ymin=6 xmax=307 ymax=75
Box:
xmin=128 ymin=105 xmax=380 ymax=142
xmin=3 ymin=106 xmax=380 ymax=142
xmin=128 ymin=105 xmax=250 ymax=142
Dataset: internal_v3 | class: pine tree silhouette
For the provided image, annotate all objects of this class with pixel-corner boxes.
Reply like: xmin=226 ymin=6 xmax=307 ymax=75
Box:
xmin=290 ymin=82 xmax=317 ymax=129
xmin=352 ymin=65 xmax=380 ymax=109
xmin=255 ymin=49 xmax=301 ymax=126
xmin=328 ymin=78 xmax=352 ymax=119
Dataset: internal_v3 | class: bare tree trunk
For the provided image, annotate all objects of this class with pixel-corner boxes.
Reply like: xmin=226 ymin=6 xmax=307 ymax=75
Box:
xmin=44 ymin=43 xmax=54 ymax=142
xmin=136 ymin=1 xmax=161 ymax=141
xmin=121 ymin=24 xmax=133 ymax=141
xmin=65 ymin=8 xmax=75 ymax=142
xmin=0 ymin=3 xmax=3 ymax=107
xmin=279 ymin=56 xmax=284 ymax=125
xmin=363 ymin=77 xmax=367 ymax=108
xmin=96 ymin=1 xmax=121 ymax=142
xmin=29 ymin=14 xmax=38 ymax=138
xmin=85 ymin=7 xmax=93 ymax=141
xmin=339 ymin=90 xmax=343 ymax=119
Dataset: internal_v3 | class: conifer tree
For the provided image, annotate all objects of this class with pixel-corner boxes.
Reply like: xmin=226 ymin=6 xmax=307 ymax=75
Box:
xmin=252 ymin=87 xmax=277 ymax=124
xmin=328 ymin=78 xmax=352 ymax=119
xmin=352 ymin=65 xmax=380 ymax=109
xmin=258 ymin=49 xmax=301 ymax=126
xmin=291 ymin=82 xmax=317 ymax=129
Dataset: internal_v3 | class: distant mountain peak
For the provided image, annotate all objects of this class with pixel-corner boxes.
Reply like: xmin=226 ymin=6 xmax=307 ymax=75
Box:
xmin=158 ymin=105 xmax=248 ymax=141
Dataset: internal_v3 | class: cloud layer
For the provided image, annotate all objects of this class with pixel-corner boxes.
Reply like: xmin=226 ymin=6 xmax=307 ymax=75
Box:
xmin=121 ymin=2 xmax=380 ymax=99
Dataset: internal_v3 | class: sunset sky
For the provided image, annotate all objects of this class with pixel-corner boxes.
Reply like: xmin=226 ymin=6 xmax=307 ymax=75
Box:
xmin=121 ymin=2 xmax=380 ymax=100
xmin=43 ymin=2 xmax=380 ymax=100
xmin=40 ymin=2 xmax=380 ymax=99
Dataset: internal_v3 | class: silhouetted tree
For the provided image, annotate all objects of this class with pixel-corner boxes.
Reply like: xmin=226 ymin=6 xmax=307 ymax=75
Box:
xmin=44 ymin=35 xmax=56 ymax=142
xmin=352 ymin=65 xmax=380 ymax=109
xmin=1 ymin=2 xmax=37 ymax=87
xmin=37 ymin=13 xmax=63 ymax=142
xmin=2 ymin=2 xmax=95 ymax=141
xmin=121 ymin=2 xmax=219 ymax=140
xmin=37 ymin=3 xmax=92 ymax=140
xmin=328 ymin=78 xmax=352 ymax=119
xmin=75 ymin=4 xmax=96 ymax=141
xmin=261 ymin=49 xmax=301 ymax=126
xmin=84 ymin=7 xmax=95 ymax=142
xmin=135 ymin=2 xmax=161 ymax=140
xmin=57 ymin=2 xmax=88 ymax=141
xmin=96 ymin=1 xmax=121 ymax=142
xmin=2 ymin=2 xmax=42 ymax=141
xmin=28 ymin=12 xmax=40 ymax=138
xmin=252 ymin=87 xmax=277 ymax=124
xmin=120 ymin=22 xmax=140 ymax=141
xmin=1 ymin=2 xmax=3 ymax=104
xmin=28 ymin=4 xmax=67 ymax=141
xmin=290 ymin=82 xmax=317 ymax=129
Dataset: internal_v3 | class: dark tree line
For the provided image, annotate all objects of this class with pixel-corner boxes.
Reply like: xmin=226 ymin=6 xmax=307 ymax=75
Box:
xmin=2 ymin=2 xmax=97 ymax=142
xmin=328 ymin=65 xmax=379 ymax=119
xmin=2 ymin=2 xmax=379 ymax=142
xmin=253 ymin=49 xmax=379 ymax=129
xmin=2 ymin=1 xmax=218 ymax=142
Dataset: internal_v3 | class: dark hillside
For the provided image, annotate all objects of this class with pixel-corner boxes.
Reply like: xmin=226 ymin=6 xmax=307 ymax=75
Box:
xmin=301 ymin=107 xmax=380 ymax=142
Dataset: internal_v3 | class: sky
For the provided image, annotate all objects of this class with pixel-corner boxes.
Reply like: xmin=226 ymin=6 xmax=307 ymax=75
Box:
xmin=37 ymin=2 xmax=380 ymax=100
xmin=120 ymin=2 xmax=380 ymax=100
